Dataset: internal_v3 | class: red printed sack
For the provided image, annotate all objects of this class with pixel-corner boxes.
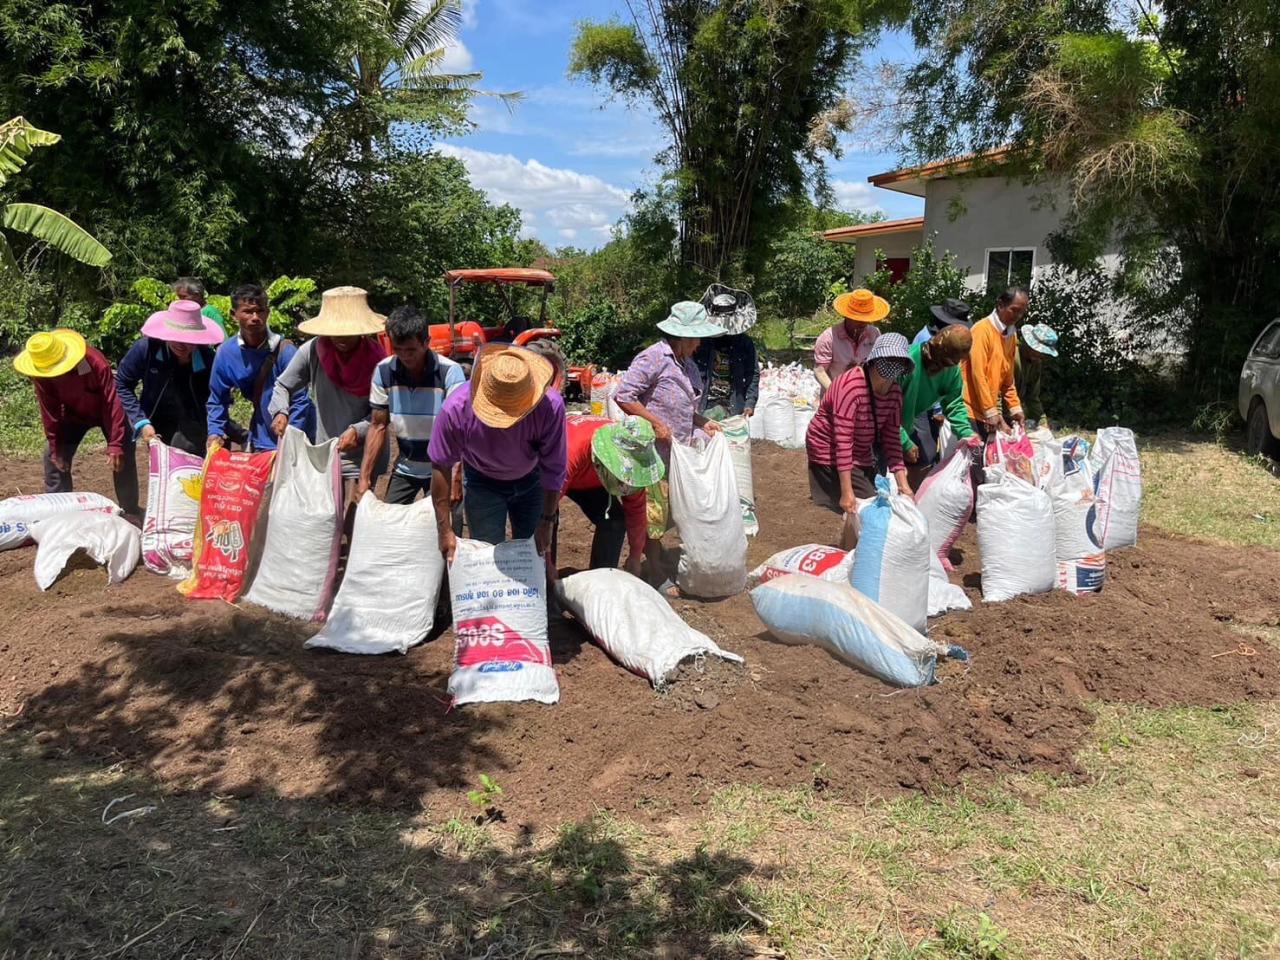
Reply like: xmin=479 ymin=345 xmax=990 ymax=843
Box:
xmin=179 ymin=448 xmax=276 ymax=602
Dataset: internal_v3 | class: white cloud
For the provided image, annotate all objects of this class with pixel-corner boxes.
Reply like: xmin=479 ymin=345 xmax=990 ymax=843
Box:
xmin=829 ymin=179 xmax=884 ymax=214
xmin=459 ymin=0 xmax=478 ymax=29
xmin=437 ymin=38 xmax=474 ymax=74
xmin=437 ymin=144 xmax=631 ymax=248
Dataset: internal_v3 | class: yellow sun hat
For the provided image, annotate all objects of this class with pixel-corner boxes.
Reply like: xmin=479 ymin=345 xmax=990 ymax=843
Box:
xmin=469 ymin=344 xmax=556 ymax=429
xmin=833 ymin=288 xmax=890 ymax=324
xmin=14 ymin=329 xmax=88 ymax=378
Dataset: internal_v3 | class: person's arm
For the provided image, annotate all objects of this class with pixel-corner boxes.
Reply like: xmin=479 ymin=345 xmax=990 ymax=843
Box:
xmin=359 ymin=409 xmax=389 ymax=496
xmin=880 ymin=391 xmax=911 ymax=496
xmin=1002 ymin=340 xmax=1024 ymax=425
xmin=269 ymin=342 xmax=309 ymax=436
xmin=206 ymin=348 xmax=232 ymax=447
xmin=621 ymin=490 xmax=648 ymax=573
xmin=969 ymin=328 xmax=1001 ymax=428
xmin=615 ymin=357 xmax=671 ymax=441
xmin=900 ymin=423 xmax=916 ymax=456
xmin=831 ymin=381 xmax=858 ymax=514
xmin=91 ymin=353 xmax=128 ymax=459
xmin=33 ymin=377 xmax=61 ymax=454
xmin=942 ymin=368 xmax=975 ymax=440
xmin=430 ymin=467 xmax=456 ymax=564
xmin=813 ymin=328 xmax=833 ymax=390
xmin=114 ymin=340 xmax=149 ymax=438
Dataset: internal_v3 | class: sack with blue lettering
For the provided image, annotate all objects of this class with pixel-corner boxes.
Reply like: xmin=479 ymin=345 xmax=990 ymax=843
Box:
xmin=849 ymin=476 xmax=930 ymax=632
xmin=1051 ymin=436 xmax=1105 ymax=594
xmin=447 ymin=537 xmax=558 ymax=706
xmin=751 ymin=574 xmax=962 ymax=688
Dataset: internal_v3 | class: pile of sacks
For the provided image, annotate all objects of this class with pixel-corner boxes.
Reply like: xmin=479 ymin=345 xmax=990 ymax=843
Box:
xmin=749 ymin=363 xmax=820 ymax=448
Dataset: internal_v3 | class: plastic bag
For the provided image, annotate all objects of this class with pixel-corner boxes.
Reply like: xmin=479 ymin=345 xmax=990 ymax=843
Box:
xmin=179 ymin=448 xmax=275 ymax=602
xmin=30 ymin=512 xmax=140 ymax=590
xmin=448 ymin=537 xmax=558 ymax=706
xmin=557 ymin=568 xmax=743 ymax=687
xmin=141 ymin=440 xmax=205 ymax=577
xmin=306 ymin=492 xmax=445 ymax=655
xmin=243 ymin=427 xmax=343 ymax=621
xmin=915 ymin=440 xmax=975 ymax=572
xmin=976 ymin=467 xmax=1056 ymax=602
xmin=747 ymin=543 xmax=854 ymax=588
xmin=0 ymin=492 xmax=120 ymax=551
xmin=670 ymin=433 xmax=748 ymax=598
xmin=849 ymin=476 xmax=931 ymax=632
xmin=721 ymin=415 xmax=759 ymax=536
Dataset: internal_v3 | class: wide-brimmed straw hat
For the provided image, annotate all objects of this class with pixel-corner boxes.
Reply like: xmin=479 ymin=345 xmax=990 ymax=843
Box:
xmin=470 ymin=344 xmax=556 ymax=429
xmin=142 ymin=299 xmax=226 ymax=346
xmin=1022 ymin=323 xmax=1060 ymax=357
xmin=657 ymin=301 xmax=724 ymax=339
xmin=14 ymin=329 xmax=87 ymax=378
xmin=833 ymin=288 xmax=890 ymax=324
xmin=591 ymin=416 xmax=665 ymax=490
xmin=297 ymin=286 xmax=386 ymax=337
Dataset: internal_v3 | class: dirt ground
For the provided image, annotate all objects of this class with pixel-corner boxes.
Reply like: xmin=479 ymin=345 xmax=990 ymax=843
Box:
xmin=0 ymin=442 xmax=1276 ymax=823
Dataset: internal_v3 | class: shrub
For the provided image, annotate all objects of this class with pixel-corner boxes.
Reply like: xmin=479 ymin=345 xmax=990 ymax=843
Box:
xmin=557 ymin=300 xmax=653 ymax=371
xmin=863 ymin=237 xmax=970 ymax=339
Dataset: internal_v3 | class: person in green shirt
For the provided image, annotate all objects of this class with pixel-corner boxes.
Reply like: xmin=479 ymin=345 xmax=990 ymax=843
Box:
xmin=173 ymin=277 xmax=229 ymax=335
xmin=900 ymin=324 xmax=976 ymax=485
xmin=1014 ymin=323 xmax=1059 ymax=428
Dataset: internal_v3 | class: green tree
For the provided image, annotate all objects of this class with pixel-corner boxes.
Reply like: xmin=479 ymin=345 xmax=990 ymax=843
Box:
xmin=569 ymin=1 xmax=883 ymax=277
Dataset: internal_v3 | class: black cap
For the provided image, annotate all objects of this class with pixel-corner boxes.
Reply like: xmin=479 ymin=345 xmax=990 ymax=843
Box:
xmin=929 ymin=298 xmax=972 ymax=331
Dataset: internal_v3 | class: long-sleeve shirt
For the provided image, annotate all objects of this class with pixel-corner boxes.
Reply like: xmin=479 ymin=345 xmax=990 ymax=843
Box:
xmin=32 ymin=346 xmax=129 ymax=455
xmin=693 ymin=333 xmax=759 ymax=414
xmin=961 ymin=313 xmax=1022 ymax=422
xmin=898 ymin=342 xmax=974 ymax=453
xmin=562 ymin=415 xmax=647 ymax=559
xmin=428 ymin=383 xmax=568 ymax=491
xmin=207 ymin=330 xmax=314 ymax=451
xmin=1013 ymin=349 xmax=1046 ymax=424
xmin=616 ymin=340 xmax=702 ymax=450
xmin=268 ymin=338 xmax=378 ymax=477
xmin=115 ymin=338 xmax=216 ymax=454
xmin=805 ymin=365 xmax=905 ymax=474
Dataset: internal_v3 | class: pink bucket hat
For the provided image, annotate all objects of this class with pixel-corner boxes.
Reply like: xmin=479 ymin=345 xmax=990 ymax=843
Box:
xmin=142 ymin=299 xmax=225 ymax=346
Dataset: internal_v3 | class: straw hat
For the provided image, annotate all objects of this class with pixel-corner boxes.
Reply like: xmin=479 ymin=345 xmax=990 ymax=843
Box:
xmin=470 ymin=344 xmax=556 ymax=429
xmin=833 ymin=288 xmax=890 ymax=324
xmin=142 ymin=300 xmax=225 ymax=346
xmin=297 ymin=286 xmax=386 ymax=337
xmin=14 ymin=329 xmax=87 ymax=378
xmin=591 ymin=416 xmax=665 ymax=491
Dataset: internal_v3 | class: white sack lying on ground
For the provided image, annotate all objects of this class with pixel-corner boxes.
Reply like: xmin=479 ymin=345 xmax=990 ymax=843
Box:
xmin=557 ymin=568 xmax=743 ymax=687
xmin=751 ymin=574 xmax=965 ymax=688
xmin=747 ymin=543 xmax=854 ymax=588
xmin=306 ymin=493 xmax=445 ymax=655
xmin=30 ymin=512 xmax=140 ymax=590
xmin=1091 ymin=427 xmax=1142 ymax=550
xmin=915 ymin=441 xmax=974 ymax=572
xmin=0 ymin=492 xmax=120 ymax=551
xmin=670 ymin=433 xmax=748 ymax=598
xmin=721 ymin=415 xmax=759 ymax=537
xmin=243 ymin=427 xmax=343 ymax=621
xmin=849 ymin=477 xmax=931 ymax=633
xmin=448 ymin=537 xmax=558 ymax=706
xmin=141 ymin=440 xmax=205 ymax=577
xmin=976 ymin=467 xmax=1056 ymax=602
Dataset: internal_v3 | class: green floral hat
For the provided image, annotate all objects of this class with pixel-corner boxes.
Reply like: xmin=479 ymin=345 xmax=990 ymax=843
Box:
xmin=591 ymin=416 xmax=666 ymax=492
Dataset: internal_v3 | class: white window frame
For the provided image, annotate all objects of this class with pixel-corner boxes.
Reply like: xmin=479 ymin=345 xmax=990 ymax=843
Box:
xmin=983 ymin=247 xmax=1036 ymax=293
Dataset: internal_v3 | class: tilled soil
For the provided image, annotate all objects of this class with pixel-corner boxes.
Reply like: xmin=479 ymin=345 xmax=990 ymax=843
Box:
xmin=0 ymin=443 xmax=1276 ymax=822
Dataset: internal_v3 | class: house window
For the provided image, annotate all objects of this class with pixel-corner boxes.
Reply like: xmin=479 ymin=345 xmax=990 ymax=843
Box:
xmin=984 ymin=248 xmax=1034 ymax=297
xmin=876 ymin=257 xmax=910 ymax=285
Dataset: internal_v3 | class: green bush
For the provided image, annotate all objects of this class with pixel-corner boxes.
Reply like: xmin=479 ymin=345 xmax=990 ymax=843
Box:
xmin=863 ymin=237 xmax=970 ymax=339
xmin=557 ymin=300 xmax=653 ymax=371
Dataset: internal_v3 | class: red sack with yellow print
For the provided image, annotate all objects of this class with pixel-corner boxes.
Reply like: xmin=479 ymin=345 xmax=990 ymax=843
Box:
xmin=179 ymin=448 xmax=275 ymax=602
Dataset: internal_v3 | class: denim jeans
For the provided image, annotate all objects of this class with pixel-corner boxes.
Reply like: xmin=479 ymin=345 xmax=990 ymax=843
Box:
xmin=463 ymin=466 xmax=543 ymax=544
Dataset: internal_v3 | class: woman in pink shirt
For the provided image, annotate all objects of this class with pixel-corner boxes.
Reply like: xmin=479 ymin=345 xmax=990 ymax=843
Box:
xmin=813 ymin=288 xmax=886 ymax=391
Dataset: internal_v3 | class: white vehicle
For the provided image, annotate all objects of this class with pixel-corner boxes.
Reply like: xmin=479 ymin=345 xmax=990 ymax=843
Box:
xmin=1238 ymin=318 xmax=1280 ymax=456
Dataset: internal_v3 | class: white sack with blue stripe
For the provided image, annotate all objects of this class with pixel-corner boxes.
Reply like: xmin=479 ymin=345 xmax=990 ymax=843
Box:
xmin=750 ymin=574 xmax=941 ymax=688
xmin=848 ymin=476 xmax=930 ymax=632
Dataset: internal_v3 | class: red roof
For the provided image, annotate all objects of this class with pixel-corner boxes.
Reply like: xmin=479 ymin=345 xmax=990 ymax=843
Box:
xmin=444 ymin=268 xmax=556 ymax=286
xmin=821 ymin=217 xmax=925 ymax=244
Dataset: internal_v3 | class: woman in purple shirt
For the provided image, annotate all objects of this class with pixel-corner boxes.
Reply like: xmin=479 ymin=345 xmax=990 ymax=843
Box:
xmin=615 ymin=301 xmax=726 ymax=583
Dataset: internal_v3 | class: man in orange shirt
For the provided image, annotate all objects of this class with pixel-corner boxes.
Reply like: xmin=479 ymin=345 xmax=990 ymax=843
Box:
xmin=961 ymin=285 xmax=1030 ymax=437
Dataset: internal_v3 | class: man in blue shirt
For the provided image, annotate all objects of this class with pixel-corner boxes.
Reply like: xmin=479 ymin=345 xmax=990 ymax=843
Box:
xmin=206 ymin=283 xmax=314 ymax=450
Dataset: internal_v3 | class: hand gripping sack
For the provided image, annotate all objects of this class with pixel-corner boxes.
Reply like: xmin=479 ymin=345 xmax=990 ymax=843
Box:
xmin=976 ymin=468 xmax=1056 ymax=602
xmin=1091 ymin=427 xmax=1141 ymax=550
xmin=0 ymin=492 xmax=120 ymax=551
xmin=448 ymin=537 xmax=558 ymax=706
xmin=243 ymin=427 xmax=343 ymax=621
xmin=670 ymin=432 xmax=748 ymax=598
xmin=142 ymin=440 xmax=205 ymax=577
xmin=30 ymin=512 xmax=140 ymax=590
xmin=721 ymin=415 xmax=759 ymax=536
xmin=915 ymin=441 xmax=974 ymax=572
xmin=751 ymin=574 xmax=957 ymax=687
xmin=179 ymin=448 xmax=276 ymax=602
xmin=748 ymin=543 xmax=854 ymax=588
xmin=307 ymin=493 xmax=445 ymax=654
xmin=557 ymin=568 xmax=743 ymax=687
xmin=1050 ymin=437 xmax=1105 ymax=594
xmin=849 ymin=476 xmax=931 ymax=632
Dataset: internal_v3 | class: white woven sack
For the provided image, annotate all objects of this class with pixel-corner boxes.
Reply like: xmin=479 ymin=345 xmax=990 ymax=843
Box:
xmin=670 ymin=433 xmax=748 ymax=598
xmin=761 ymin=394 xmax=797 ymax=445
xmin=30 ymin=512 xmax=140 ymax=590
xmin=448 ymin=537 xmax=558 ymax=706
xmin=976 ymin=467 xmax=1056 ymax=601
xmin=0 ymin=492 xmax=120 ymax=550
xmin=849 ymin=477 xmax=931 ymax=632
xmin=1092 ymin=428 xmax=1141 ymax=549
xmin=751 ymin=574 xmax=943 ymax=687
xmin=243 ymin=427 xmax=343 ymax=621
xmin=788 ymin=405 xmax=816 ymax=449
xmin=721 ymin=415 xmax=759 ymax=537
xmin=915 ymin=441 xmax=974 ymax=572
xmin=1050 ymin=440 xmax=1105 ymax=594
xmin=747 ymin=408 xmax=766 ymax=439
xmin=557 ymin=568 xmax=743 ymax=687
xmin=748 ymin=543 xmax=854 ymax=588
xmin=936 ymin=420 xmax=959 ymax=463
xmin=306 ymin=493 xmax=445 ymax=654
xmin=927 ymin=549 xmax=972 ymax=616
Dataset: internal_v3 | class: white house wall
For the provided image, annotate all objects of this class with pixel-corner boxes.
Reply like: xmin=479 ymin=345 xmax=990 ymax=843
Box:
xmin=853 ymin=231 xmax=921 ymax=286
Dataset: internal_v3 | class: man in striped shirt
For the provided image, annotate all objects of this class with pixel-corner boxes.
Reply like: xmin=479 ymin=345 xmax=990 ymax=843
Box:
xmin=358 ymin=305 xmax=465 ymax=504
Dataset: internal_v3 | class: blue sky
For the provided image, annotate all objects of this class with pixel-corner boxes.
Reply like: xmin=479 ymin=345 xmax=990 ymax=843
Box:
xmin=438 ymin=1 xmax=925 ymax=249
